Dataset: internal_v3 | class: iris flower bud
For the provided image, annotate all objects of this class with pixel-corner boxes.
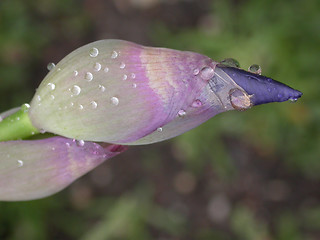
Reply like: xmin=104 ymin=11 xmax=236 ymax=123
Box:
xmin=28 ymin=40 xmax=302 ymax=145
xmin=0 ymin=40 xmax=302 ymax=200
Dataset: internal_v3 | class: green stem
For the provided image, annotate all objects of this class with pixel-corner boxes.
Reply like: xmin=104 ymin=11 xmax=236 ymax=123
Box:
xmin=0 ymin=104 xmax=39 ymax=141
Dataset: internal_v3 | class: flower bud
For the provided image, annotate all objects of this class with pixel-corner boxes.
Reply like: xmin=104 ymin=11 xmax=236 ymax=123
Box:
xmin=28 ymin=40 xmax=302 ymax=145
xmin=0 ymin=137 xmax=127 ymax=201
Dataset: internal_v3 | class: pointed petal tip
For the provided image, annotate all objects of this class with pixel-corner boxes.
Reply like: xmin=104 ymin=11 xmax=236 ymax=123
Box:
xmin=217 ymin=66 xmax=303 ymax=106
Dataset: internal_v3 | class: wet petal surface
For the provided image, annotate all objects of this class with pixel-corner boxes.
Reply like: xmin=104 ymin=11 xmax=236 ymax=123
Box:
xmin=0 ymin=137 xmax=127 ymax=201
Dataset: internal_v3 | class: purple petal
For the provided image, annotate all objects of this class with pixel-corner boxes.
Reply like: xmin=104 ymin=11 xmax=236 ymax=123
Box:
xmin=217 ymin=66 xmax=303 ymax=105
xmin=0 ymin=137 xmax=127 ymax=201
xmin=28 ymin=40 xmax=216 ymax=144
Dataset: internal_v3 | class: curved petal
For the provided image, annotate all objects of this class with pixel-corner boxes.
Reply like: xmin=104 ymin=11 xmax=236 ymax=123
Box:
xmin=0 ymin=137 xmax=127 ymax=201
xmin=29 ymin=40 xmax=215 ymax=144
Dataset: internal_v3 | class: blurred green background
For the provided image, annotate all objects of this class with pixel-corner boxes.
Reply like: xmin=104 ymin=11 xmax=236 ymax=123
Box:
xmin=0 ymin=0 xmax=319 ymax=239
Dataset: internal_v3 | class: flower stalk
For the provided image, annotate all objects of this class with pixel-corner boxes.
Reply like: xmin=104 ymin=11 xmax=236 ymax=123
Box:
xmin=0 ymin=104 xmax=39 ymax=141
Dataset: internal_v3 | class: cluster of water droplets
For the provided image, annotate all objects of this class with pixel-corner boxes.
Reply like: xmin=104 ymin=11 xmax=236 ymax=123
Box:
xmin=43 ymin=46 xmax=142 ymax=113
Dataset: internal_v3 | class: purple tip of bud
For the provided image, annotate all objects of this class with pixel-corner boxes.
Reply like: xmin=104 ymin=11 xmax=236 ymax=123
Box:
xmin=218 ymin=66 xmax=303 ymax=105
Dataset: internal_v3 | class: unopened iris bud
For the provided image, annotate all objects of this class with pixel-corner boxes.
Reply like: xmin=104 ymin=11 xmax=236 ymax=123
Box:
xmin=28 ymin=40 xmax=302 ymax=145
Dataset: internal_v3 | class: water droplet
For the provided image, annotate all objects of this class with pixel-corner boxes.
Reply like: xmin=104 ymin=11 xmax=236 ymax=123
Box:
xmin=74 ymin=70 xmax=78 ymax=76
xmin=17 ymin=160 xmax=24 ymax=167
xmin=123 ymin=74 xmax=128 ymax=80
xmin=229 ymin=88 xmax=252 ymax=111
xmin=16 ymin=117 xmax=20 ymax=121
xmin=178 ymin=109 xmax=186 ymax=117
xmin=267 ymin=87 xmax=272 ymax=92
xmin=111 ymin=97 xmax=119 ymax=106
xmin=111 ymin=51 xmax=118 ymax=59
xmin=89 ymin=47 xmax=99 ymax=57
xmin=70 ymin=102 xmax=74 ymax=107
xmin=200 ymin=66 xmax=215 ymax=81
xmin=120 ymin=62 xmax=126 ymax=69
xmin=71 ymin=85 xmax=81 ymax=95
xmin=66 ymin=142 xmax=71 ymax=147
xmin=77 ymin=140 xmax=85 ymax=146
xmin=91 ymin=101 xmax=98 ymax=109
xmin=98 ymin=84 xmax=106 ymax=92
xmin=36 ymin=95 xmax=41 ymax=102
xmin=131 ymin=73 xmax=136 ymax=79
xmin=85 ymin=72 xmax=93 ymax=81
xmin=94 ymin=62 xmax=101 ymax=71
xmin=132 ymin=83 xmax=137 ymax=88
xmin=40 ymin=128 xmax=46 ymax=134
xmin=220 ymin=58 xmax=240 ymax=68
xmin=289 ymin=98 xmax=298 ymax=103
xmin=191 ymin=99 xmax=202 ymax=108
xmin=47 ymin=83 xmax=56 ymax=90
xmin=248 ymin=64 xmax=262 ymax=75
xmin=157 ymin=127 xmax=163 ymax=132
xmin=57 ymin=68 xmax=61 ymax=71
xmin=193 ymin=68 xmax=200 ymax=75
xmin=50 ymin=95 xmax=55 ymax=100
xmin=78 ymin=104 xmax=84 ymax=110
xmin=104 ymin=67 xmax=109 ymax=73
xmin=22 ymin=103 xmax=30 ymax=112
xmin=47 ymin=62 xmax=55 ymax=71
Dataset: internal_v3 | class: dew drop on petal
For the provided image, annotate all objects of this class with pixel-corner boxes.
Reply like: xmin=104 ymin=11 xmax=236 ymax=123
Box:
xmin=178 ymin=109 xmax=186 ymax=117
xmin=17 ymin=160 xmax=24 ymax=167
xmin=98 ymin=84 xmax=106 ymax=92
xmin=157 ymin=127 xmax=163 ymax=132
xmin=111 ymin=51 xmax=118 ymax=59
xmin=111 ymin=97 xmax=119 ymax=106
xmin=91 ymin=101 xmax=98 ymax=109
xmin=36 ymin=95 xmax=41 ymax=102
xmin=229 ymin=88 xmax=252 ymax=111
xmin=132 ymin=83 xmax=137 ymax=88
xmin=200 ymin=66 xmax=215 ymax=81
xmin=47 ymin=62 xmax=55 ymax=71
xmin=123 ymin=74 xmax=128 ymax=80
xmin=94 ymin=62 xmax=101 ymax=71
xmin=220 ymin=58 xmax=240 ymax=68
xmin=89 ymin=47 xmax=99 ymax=57
xmin=289 ymin=97 xmax=298 ymax=103
xmin=192 ymin=99 xmax=203 ymax=108
xmin=85 ymin=72 xmax=93 ymax=81
xmin=193 ymin=68 xmax=200 ymax=75
xmin=47 ymin=83 xmax=56 ymax=90
xmin=40 ymin=128 xmax=46 ymax=134
xmin=77 ymin=140 xmax=85 ymax=146
xmin=79 ymin=104 xmax=84 ymax=110
xmin=50 ymin=95 xmax=55 ymax=100
xmin=120 ymin=62 xmax=126 ymax=69
xmin=248 ymin=64 xmax=262 ymax=75
xmin=104 ymin=67 xmax=109 ymax=73
xmin=131 ymin=73 xmax=136 ymax=79
xmin=71 ymin=85 xmax=81 ymax=95
xmin=74 ymin=70 xmax=79 ymax=76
